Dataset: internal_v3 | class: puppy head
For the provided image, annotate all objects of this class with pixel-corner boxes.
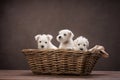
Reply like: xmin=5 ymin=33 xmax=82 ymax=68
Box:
xmin=56 ymin=29 xmax=74 ymax=43
xmin=74 ymin=36 xmax=89 ymax=51
xmin=35 ymin=34 xmax=53 ymax=49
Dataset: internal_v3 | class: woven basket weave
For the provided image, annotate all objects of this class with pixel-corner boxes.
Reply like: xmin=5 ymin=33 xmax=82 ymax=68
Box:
xmin=22 ymin=49 xmax=104 ymax=75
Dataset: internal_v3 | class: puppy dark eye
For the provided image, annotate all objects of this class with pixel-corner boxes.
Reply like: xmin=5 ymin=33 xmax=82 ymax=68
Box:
xmin=39 ymin=41 xmax=41 ymax=43
xmin=83 ymin=44 xmax=86 ymax=46
xmin=64 ymin=34 xmax=67 ymax=36
xmin=78 ymin=44 xmax=80 ymax=46
xmin=45 ymin=42 xmax=47 ymax=44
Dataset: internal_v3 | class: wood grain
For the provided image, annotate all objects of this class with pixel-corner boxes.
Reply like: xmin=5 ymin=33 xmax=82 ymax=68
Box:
xmin=0 ymin=70 xmax=120 ymax=80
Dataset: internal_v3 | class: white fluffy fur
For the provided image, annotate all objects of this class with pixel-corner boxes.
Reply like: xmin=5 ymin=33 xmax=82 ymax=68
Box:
xmin=74 ymin=36 xmax=89 ymax=51
xmin=56 ymin=29 xmax=74 ymax=49
xmin=35 ymin=34 xmax=57 ymax=50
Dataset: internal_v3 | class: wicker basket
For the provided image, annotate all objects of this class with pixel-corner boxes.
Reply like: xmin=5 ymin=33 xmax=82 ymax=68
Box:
xmin=22 ymin=47 xmax=108 ymax=75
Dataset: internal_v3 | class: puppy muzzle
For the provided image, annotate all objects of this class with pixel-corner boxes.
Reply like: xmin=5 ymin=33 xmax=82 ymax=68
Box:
xmin=80 ymin=48 xmax=83 ymax=51
xmin=41 ymin=45 xmax=44 ymax=48
xmin=58 ymin=36 xmax=62 ymax=39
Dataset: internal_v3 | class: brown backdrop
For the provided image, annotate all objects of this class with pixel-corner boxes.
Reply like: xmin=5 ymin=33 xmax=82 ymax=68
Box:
xmin=0 ymin=0 xmax=120 ymax=70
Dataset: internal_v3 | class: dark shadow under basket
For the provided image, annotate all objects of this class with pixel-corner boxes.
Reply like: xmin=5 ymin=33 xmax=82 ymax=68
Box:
xmin=22 ymin=49 xmax=102 ymax=75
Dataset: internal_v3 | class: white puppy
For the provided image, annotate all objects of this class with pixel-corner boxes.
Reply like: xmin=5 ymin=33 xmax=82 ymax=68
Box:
xmin=56 ymin=29 xmax=74 ymax=49
xmin=74 ymin=36 xmax=89 ymax=51
xmin=35 ymin=34 xmax=57 ymax=50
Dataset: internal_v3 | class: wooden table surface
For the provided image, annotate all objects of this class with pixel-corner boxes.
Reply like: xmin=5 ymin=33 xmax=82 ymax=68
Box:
xmin=0 ymin=70 xmax=120 ymax=80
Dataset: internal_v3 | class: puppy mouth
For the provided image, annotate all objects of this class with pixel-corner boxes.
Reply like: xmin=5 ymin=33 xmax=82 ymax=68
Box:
xmin=63 ymin=40 xmax=69 ymax=44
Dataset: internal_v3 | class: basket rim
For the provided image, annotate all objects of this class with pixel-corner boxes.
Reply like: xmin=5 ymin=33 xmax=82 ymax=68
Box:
xmin=22 ymin=49 xmax=91 ymax=55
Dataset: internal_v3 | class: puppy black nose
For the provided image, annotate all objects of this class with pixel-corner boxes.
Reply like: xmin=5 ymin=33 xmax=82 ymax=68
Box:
xmin=41 ymin=45 xmax=44 ymax=48
xmin=59 ymin=36 xmax=61 ymax=39
xmin=80 ymin=48 xmax=83 ymax=50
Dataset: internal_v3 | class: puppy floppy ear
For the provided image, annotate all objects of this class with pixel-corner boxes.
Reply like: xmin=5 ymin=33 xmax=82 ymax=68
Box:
xmin=35 ymin=35 xmax=41 ymax=41
xmin=69 ymin=31 xmax=74 ymax=38
xmin=85 ymin=39 xmax=89 ymax=48
xmin=47 ymin=34 xmax=53 ymax=41
xmin=73 ymin=39 xmax=78 ymax=45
